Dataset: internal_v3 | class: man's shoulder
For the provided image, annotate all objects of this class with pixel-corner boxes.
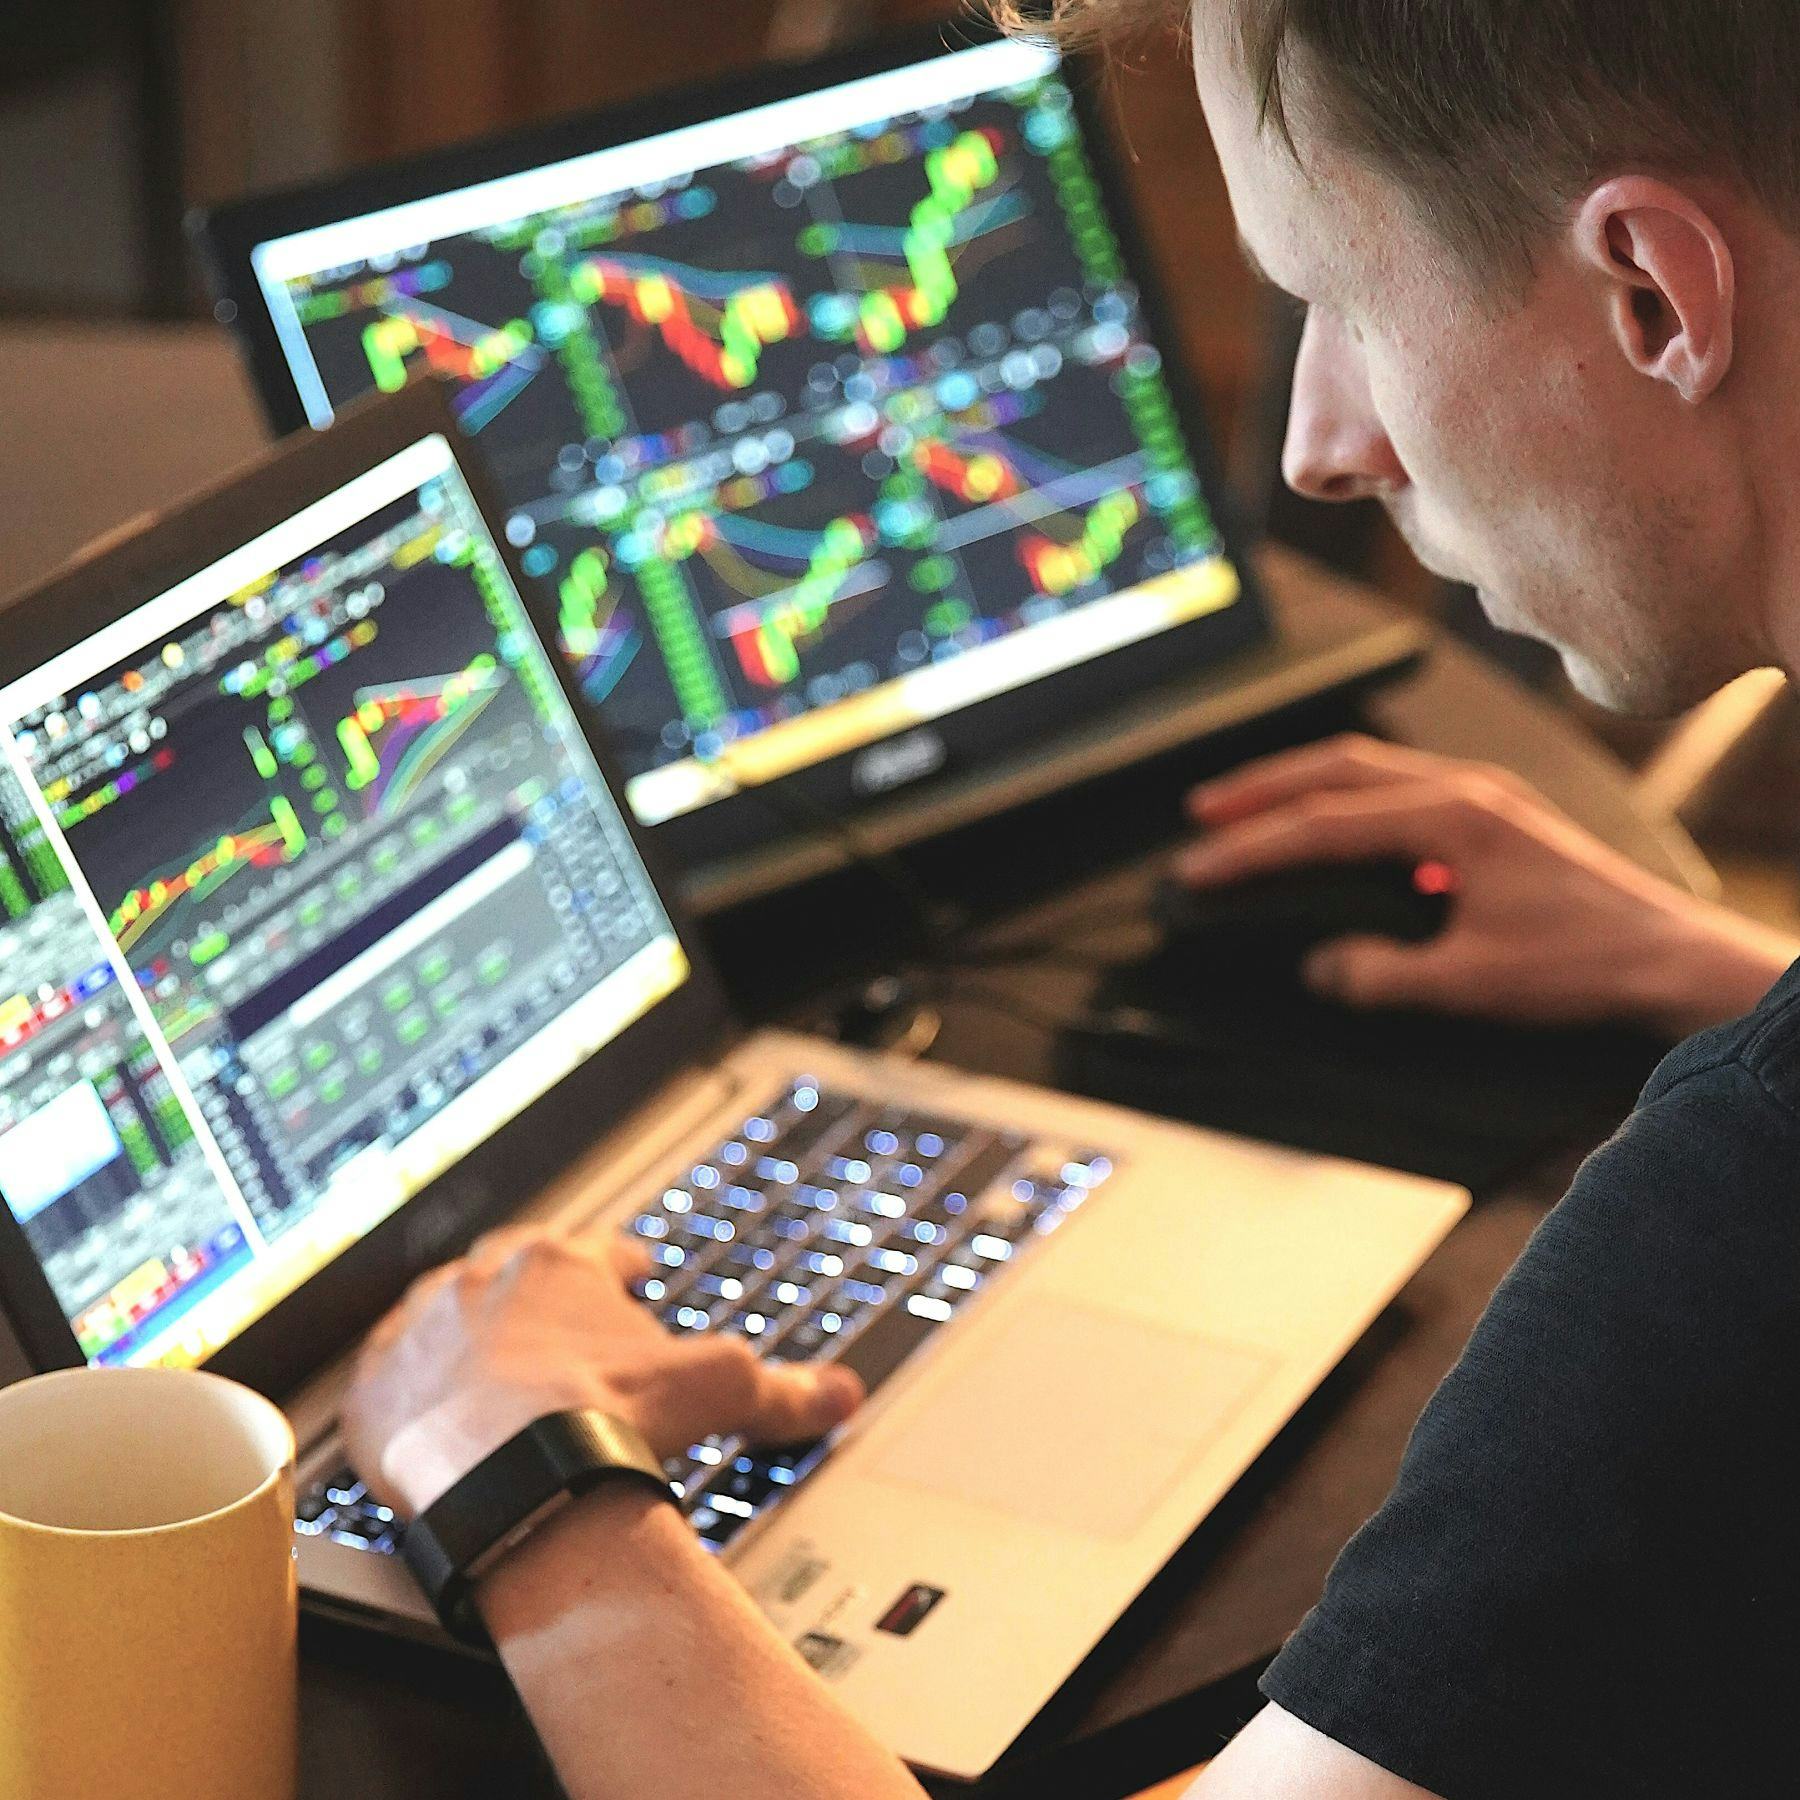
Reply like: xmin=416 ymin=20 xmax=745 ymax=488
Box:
xmin=1257 ymin=972 xmax=1800 ymax=1800
xmin=1496 ymin=970 xmax=1800 ymax=1320
xmin=1638 ymin=957 xmax=1800 ymax=1124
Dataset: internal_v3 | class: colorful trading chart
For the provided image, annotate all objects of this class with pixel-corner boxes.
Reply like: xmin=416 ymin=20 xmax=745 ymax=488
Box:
xmin=1 ymin=446 xmax=683 ymax=1367
xmin=251 ymin=40 xmax=1241 ymax=823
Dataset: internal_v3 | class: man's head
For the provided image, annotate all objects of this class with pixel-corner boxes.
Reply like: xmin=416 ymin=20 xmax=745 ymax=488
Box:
xmin=996 ymin=0 xmax=1800 ymax=714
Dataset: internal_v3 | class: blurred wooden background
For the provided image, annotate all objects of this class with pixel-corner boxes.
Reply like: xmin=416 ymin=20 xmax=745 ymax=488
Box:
xmin=12 ymin=2 xmax=1258 ymax=447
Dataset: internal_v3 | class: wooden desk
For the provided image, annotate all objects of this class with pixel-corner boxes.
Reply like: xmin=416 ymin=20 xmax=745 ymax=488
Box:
xmin=0 ymin=323 xmax=1704 ymax=1799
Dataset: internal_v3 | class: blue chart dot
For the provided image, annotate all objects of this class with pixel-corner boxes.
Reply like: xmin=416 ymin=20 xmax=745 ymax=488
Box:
xmin=809 ymin=293 xmax=861 ymax=337
xmin=935 ymin=371 xmax=980 ymax=412
xmin=521 ymin=544 xmax=557 ymax=578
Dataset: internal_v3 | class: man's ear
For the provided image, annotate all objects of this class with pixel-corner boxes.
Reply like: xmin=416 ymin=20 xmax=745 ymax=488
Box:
xmin=1572 ymin=176 xmax=1736 ymax=402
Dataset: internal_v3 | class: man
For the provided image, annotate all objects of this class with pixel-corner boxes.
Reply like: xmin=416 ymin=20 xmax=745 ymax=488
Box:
xmin=341 ymin=2 xmax=1800 ymax=1792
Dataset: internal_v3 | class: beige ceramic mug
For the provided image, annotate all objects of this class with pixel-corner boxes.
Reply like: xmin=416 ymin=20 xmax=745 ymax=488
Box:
xmin=0 ymin=1365 xmax=298 ymax=1800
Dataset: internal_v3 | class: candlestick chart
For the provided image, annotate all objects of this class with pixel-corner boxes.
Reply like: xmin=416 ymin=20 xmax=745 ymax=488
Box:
xmin=264 ymin=60 xmax=1234 ymax=814
xmin=42 ymin=503 xmax=540 ymax=991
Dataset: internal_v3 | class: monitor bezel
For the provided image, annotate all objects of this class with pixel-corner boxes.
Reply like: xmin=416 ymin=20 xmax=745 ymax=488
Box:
xmin=190 ymin=18 xmax=1273 ymax=879
xmin=0 ymin=379 xmax=736 ymax=1399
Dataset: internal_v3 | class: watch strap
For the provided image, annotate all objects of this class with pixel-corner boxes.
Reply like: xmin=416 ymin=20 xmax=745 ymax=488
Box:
xmin=401 ymin=1408 xmax=674 ymax=1646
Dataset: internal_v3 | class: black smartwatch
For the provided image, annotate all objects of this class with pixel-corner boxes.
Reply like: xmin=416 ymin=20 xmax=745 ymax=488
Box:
xmin=401 ymin=1409 xmax=676 ymax=1647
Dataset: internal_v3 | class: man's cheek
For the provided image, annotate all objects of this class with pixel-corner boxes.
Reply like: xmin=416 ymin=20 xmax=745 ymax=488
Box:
xmin=1370 ymin=346 xmax=1485 ymax=473
xmin=1363 ymin=368 xmax=1438 ymax=484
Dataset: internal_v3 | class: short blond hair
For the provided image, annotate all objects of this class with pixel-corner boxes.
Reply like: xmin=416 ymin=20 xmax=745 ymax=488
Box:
xmin=985 ymin=0 xmax=1183 ymax=45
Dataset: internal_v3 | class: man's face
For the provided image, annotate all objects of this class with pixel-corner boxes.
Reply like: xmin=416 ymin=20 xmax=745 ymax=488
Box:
xmin=1191 ymin=14 xmax=1761 ymax=714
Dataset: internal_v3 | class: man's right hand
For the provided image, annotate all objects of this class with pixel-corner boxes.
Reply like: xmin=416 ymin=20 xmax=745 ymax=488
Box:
xmin=1177 ymin=734 xmax=1798 ymax=1038
xmin=339 ymin=1234 xmax=920 ymax=1800
xmin=340 ymin=1228 xmax=863 ymax=1520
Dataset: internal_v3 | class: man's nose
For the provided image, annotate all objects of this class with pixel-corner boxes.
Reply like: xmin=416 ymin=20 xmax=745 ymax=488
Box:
xmin=1281 ymin=306 xmax=1408 ymax=504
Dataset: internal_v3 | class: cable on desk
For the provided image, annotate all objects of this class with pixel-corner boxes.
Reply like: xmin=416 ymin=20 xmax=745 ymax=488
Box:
xmin=736 ymin=776 xmax=1153 ymax=1057
xmin=739 ymin=773 xmax=970 ymax=952
xmin=743 ymin=776 xmax=1158 ymax=980
xmin=941 ymin=972 xmax=1219 ymax=1052
xmin=651 ymin=742 xmax=1169 ymax=1049
xmin=892 ymin=999 xmax=946 ymax=1060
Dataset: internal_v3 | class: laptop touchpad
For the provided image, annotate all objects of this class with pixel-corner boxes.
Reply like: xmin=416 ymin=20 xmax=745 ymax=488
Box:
xmin=870 ymin=1300 xmax=1277 ymax=1542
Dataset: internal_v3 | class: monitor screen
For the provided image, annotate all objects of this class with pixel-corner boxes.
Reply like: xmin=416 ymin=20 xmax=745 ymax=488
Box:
xmin=0 ymin=433 xmax=687 ymax=1369
xmin=224 ymin=36 xmax=1246 ymax=833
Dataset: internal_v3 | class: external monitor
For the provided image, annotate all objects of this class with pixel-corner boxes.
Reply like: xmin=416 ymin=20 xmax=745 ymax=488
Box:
xmin=194 ymin=27 xmax=1277 ymax=894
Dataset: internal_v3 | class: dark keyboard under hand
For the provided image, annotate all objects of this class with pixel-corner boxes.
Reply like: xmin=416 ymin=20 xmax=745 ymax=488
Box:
xmin=297 ymin=1076 xmax=1114 ymax=1562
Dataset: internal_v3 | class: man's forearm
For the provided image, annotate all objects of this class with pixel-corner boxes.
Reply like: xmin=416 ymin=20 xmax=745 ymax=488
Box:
xmin=479 ymin=1484 xmax=927 ymax=1800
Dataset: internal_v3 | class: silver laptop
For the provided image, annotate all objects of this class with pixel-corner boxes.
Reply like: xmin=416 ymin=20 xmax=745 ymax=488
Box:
xmin=0 ymin=385 xmax=1465 ymax=1782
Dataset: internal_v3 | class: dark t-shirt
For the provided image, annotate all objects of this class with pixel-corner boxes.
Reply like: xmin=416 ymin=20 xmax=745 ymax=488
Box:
xmin=1261 ymin=958 xmax=1800 ymax=1798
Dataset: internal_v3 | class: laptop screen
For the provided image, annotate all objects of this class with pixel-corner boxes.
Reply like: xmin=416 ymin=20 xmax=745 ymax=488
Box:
xmin=221 ymin=35 xmax=1245 ymax=831
xmin=0 ymin=431 xmax=687 ymax=1370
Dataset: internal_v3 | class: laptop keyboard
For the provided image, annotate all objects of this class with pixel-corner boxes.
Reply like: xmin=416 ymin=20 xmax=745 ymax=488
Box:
xmin=295 ymin=1077 xmax=1115 ymax=1562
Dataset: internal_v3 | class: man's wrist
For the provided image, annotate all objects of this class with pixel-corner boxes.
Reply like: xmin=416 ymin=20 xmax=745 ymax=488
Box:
xmin=379 ymin=1384 xmax=621 ymax=1518
xmin=475 ymin=1479 xmax=687 ymax=1645
xmin=1629 ymin=900 xmax=1798 ymax=1038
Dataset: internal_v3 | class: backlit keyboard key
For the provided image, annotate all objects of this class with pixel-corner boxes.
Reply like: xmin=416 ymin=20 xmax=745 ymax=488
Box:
xmin=603 ymin=1081 xmax=1118 ymax=1556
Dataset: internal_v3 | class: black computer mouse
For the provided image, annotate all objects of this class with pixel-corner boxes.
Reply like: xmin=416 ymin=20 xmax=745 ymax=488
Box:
xmin=1151 ymin=858 xmax=1455 ymax=974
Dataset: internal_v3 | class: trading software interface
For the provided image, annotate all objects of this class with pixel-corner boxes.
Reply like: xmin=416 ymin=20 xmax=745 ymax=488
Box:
xmin=243 ymin=38 xmax=1243 ymax=826
xmin=0 ymin=435 xmax=687 ymax=1369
